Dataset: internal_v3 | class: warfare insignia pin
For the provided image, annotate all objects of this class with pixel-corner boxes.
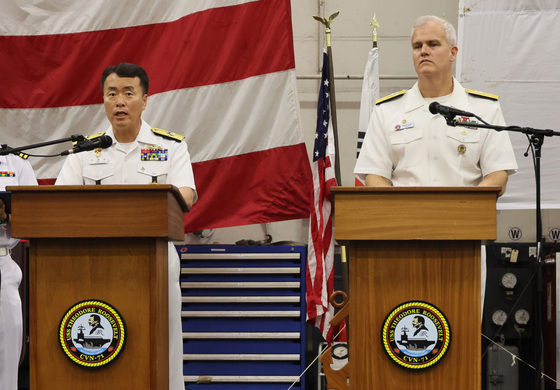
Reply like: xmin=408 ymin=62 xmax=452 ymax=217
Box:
xmin=381 ymin=301 xmax=451 ymax=371
xmin=59 ymin=300 xmax=127 ymax=368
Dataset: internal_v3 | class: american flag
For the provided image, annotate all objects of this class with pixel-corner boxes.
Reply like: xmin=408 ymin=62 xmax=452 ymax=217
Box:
xmin=306 ymin=50 xmax=338 ymax=343
xmin=0 ymin=0 xmax=312 ymax=233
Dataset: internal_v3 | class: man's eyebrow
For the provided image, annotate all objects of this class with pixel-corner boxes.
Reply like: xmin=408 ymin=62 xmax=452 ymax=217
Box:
xmin=412 ymin=38 xmax=442 ymax=47
xmin=106 ymin=85 xmax=136 ymax=91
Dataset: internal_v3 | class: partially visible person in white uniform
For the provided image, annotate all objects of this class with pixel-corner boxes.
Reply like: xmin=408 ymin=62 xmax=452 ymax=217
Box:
xmin=55 ymin=62 xmax=196 ymax=390
xmin=0 ymin=153 xmax=38 ymax=390
xmin=354 ymin=16 xmax=518 ymax=313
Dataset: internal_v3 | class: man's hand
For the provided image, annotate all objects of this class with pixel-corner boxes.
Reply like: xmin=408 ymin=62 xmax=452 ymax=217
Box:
xmin=365 ymin=174 xmax=392 ymax=187
xmin=179 ymin=187 xmax=195 ymax=210
xmin=478 ymin=170 xmax=509 ymax=197
xmin=0 ymin=200 xmax=7 ymax=223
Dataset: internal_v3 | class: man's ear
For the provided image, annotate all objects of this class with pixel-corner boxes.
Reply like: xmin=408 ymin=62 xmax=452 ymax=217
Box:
xmin=450 ymin=45 xmax=458 ymax=62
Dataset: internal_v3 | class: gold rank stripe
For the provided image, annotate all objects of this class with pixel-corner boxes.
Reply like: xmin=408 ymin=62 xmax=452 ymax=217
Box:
xmin=466 ymin=88 xmax=499 ymax=101
xmin=375 ymin=89 xmax=407 ymax=105
xmin=86 ymin=131 xmax=106 ymax=140
xmin=152 ymin=128 xmax=185 ymax=142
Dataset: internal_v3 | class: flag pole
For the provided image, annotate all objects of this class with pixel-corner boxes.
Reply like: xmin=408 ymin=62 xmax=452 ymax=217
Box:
xmin=313 ymin=12 xmax=341 ymax=185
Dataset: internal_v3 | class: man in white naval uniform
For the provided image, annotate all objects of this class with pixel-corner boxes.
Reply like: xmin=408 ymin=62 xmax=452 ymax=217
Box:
xmin=56 ymin=62 xmax=196 ymax=390
xmin=354 ymin=15 xmax=518 ymax=315
xmin=354 ymin=15 xmax=517 ymax=192
xmin=0 ymin=153 xmax=37 ymax=390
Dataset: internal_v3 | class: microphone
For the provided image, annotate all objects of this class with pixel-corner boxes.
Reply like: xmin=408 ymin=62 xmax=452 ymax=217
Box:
xmin=61 ymin=135 xmax=113 ymax=156
xmin=429 ymin=102 xmax=475 ymax=118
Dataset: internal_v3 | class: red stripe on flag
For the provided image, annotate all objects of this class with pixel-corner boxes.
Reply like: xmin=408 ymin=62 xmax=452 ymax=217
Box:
xmin=37 ymin=144 xmax=312 ymax=232
xmin=184 ymin=144 xmax=312 ymax=232
xmin=0 ymin=0 xmax=295 ymax=109
xmin=355 ymin=177 xmax=365 ymax=186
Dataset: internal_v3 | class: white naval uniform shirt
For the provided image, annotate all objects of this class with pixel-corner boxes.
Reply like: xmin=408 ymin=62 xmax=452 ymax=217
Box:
xmin=55 ymin=120 xmax=197 ymax=199
xmin=354 ymin=78 xmax=518 ymax=186
xmin=0 ymin=154 xmax=38 ymax=249
xmin=0 ymin=154 xmax=37 ymax=390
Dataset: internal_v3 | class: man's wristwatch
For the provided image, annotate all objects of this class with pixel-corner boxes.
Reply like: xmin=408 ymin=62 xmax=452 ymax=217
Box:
xmin=0 ymin=214 xmax=10 ymax=225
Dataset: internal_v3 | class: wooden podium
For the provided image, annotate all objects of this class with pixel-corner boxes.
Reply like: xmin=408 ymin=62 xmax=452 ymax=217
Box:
xmin=331 ymin=186 xmax=500 ymax=390
xmin=8 ymin=185 xmax=188 ymax=390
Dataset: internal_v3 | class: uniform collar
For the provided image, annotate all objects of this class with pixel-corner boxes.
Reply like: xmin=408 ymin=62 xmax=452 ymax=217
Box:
xmin=136 ymin=121 xmax=161 ymax=145
xmin=106 ymin=120 xmax=159 ymax=150
xmin=404 ymin=77 xmax=468 ymax=113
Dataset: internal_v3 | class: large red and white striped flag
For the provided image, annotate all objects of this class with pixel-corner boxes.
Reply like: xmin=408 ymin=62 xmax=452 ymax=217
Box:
xmin=306 ymin=50 xmax=337 ymax=343
xmin=0 ymin=0 xmax=312 ymax=232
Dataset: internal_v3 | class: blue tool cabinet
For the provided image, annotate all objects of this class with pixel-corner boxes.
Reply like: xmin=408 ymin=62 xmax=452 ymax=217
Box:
xmin=176 ymin=245 xmax=307 ymax=390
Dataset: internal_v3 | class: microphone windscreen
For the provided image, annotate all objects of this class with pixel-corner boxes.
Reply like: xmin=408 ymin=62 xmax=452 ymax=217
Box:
xmin=428 ymin=102 xmax=439 ymax=115
xmin=99 ymin=135 xmax=113 ymax=148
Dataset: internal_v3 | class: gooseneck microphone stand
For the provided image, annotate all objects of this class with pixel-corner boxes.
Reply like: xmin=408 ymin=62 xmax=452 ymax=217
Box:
xmin=0 ymin=134 xmax=86 ymax=157
xmin=443 ymin=112 xmax=560 ymax=390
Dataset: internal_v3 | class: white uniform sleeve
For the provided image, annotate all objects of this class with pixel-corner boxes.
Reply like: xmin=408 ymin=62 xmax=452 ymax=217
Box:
xmin=353 ymin=106 xmax=394 ymax=181
xmin=478 ymin=101 xmax=518 ymax=176
xmin=167 ymin=140 xmax=198 ymax=204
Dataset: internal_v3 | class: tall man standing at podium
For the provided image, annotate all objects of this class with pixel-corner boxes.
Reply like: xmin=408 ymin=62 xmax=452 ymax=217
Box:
xmin=56 ymin=62 xmax=196 ymax=390
xmin=0 ymin=154 xmax=38 ymax=390
xmin=354 ymin=15 xmax=517 ymax=193
xmin=354 ymin=15 xmax=517 ymax=316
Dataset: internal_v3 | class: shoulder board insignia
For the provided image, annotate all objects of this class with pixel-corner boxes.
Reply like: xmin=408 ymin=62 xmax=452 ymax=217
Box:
xmin=86 ymin=132 xmax=106 ymax=140
xmin=466 ymin=89 xmax=499 ymax=101
xmin=17 ymin=152 xmax=29 ymax=160
xmin=375 ymin=89 xmax=407 ymax=105
xmin=152 ymin=128 xmax=185 ymax=142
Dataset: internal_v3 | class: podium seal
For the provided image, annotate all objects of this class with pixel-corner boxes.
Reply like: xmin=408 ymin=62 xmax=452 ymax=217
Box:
xmin=59 ymin=300 xmax=127 ymax=368
xmin=381 ymin=301 xmax=451 ymax=370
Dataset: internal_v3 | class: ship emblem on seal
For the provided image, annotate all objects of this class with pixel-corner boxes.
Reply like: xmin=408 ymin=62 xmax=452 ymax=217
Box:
xmin=381 ymin=301 xmax=451 ymax=370
xmin=59 ymin=300 xmax=127 ymax=368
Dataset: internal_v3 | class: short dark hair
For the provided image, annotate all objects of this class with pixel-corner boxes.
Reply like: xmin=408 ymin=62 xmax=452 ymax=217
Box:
xmin=101 ymin=62 xmax=149 ymax=95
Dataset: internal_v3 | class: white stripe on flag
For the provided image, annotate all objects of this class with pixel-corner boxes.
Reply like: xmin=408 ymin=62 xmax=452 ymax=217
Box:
xmin=1 ymin=0 xmax=261 ymax=35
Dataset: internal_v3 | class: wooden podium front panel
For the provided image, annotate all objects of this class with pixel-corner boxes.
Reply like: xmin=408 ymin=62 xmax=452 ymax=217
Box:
xmin=348 ymin=240 xmax=481 ymax=390
xmin=29 ymin=237 xmax=169 ymax=390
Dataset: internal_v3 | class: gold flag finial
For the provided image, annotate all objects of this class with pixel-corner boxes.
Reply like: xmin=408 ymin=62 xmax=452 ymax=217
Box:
xmin=370 ymin=14 xmax=380 ymax=46
xmin=313 ymin=12 xmax=339 ymax=47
